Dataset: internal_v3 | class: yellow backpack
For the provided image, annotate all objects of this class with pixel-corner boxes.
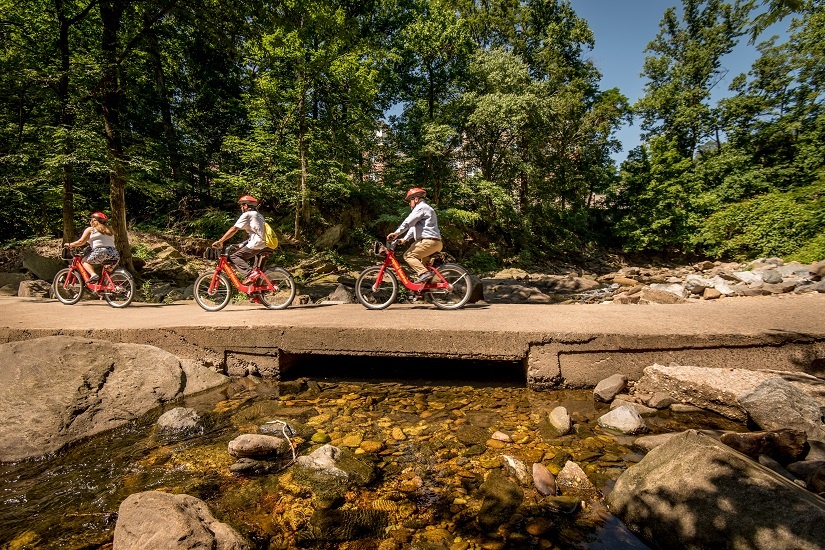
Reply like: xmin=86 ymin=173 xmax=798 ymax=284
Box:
xmin=264 ymin=222 xmax=279 ymax=250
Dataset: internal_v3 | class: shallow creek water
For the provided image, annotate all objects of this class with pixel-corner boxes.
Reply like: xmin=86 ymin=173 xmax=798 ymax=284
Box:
xmin=0 ymin=364 xmax=745 ymax=549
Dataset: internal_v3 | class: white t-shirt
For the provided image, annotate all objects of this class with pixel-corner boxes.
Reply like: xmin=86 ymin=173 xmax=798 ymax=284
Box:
xmin=89 ymin=228 xmax=116 ymax=249
xmin=234 ymin=211 xmax=266 ymax=249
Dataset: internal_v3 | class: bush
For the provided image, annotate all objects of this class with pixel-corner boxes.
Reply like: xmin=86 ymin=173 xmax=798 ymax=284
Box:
xmin=696 ymin=180 xmax=825 ymax=260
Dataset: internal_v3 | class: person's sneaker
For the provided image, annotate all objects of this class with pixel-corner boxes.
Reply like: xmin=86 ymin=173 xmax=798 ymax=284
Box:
xmin=87 ymin=274 xmax=99 ymax=283
xmin=414 ymin=272 xmax=434 ymax=284
xmin=242 ymin=275 xmax=256 ymax=284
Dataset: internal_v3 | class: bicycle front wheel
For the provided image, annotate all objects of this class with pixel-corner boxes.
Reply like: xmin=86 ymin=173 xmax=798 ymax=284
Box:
xmin=259 ymin=268 xmax=296 ymax=310
xmin=53 ymin=268 xmax=83 ymax=305
xmin=428 ymin=263 xmax=472 ymax=310
xmin=355 ymin=266 xmax=397 ymax=310
xmin=103 ymin=269 xmax=135 ymax=308
xmin=194 ymin=272 xmax=232 ymax=311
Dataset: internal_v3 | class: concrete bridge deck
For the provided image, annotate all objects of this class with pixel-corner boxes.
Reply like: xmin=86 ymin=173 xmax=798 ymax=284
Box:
xmin=1 ymin=293 xmax=824 ymax=388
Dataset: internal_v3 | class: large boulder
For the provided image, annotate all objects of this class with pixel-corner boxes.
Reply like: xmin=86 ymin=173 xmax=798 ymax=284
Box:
xmin=20 ymin=249 xmax=65 ymax=281
xmin=0 ymin=336 xmax=228 ymax=462
xmin=633 ymin=363 xmax=825 ymax=421
xmin=738 ymin=378 xmax=825 ymax=442
xmin=113 ymin=491 xmax=247 ymax=549
xmin=607 ymin=430 xmax=825 ymax=549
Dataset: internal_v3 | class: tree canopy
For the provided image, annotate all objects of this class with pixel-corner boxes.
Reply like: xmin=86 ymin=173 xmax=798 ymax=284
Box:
xmin=1 ymin=0 xmax=823 ymax=267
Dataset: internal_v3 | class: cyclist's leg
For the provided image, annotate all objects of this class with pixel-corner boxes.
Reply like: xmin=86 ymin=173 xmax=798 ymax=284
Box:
xmin=403 ymin=239 xmax=443 ymax=281
xmin=229 ymin=246 xmax=258 ymax=279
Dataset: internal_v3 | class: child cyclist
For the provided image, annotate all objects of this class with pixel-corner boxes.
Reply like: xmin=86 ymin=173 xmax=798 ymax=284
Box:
xmin=211 ymin=195 xmax=273 ymax=283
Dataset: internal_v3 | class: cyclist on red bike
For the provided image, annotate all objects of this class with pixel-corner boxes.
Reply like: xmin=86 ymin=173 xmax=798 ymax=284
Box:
xmin=386 ymin=187 xmax=443 ymax=284
xmin=65 ymin=211 xmax=119 ymax=283
xmin=212 ymin=195 xmax=273 ymax=283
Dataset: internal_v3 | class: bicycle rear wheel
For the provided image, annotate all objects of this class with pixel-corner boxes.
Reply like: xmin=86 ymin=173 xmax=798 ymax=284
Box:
xmin=428 ymin=263 xmax=472 ymax=310
xmin=53 ymin=268 xmax=83 ymax=305
xmin=103 ymin=269 xmax=135 ymax=308
xmin=355 ymin=266 xmax=397 ymax=310
xmin=258 ymin=268 xmax=296 ymax=310
xmin=194 ymin=272 xmax=232 ymax=311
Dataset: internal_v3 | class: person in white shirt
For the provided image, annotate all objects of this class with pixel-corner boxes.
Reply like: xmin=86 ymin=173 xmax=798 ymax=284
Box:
xmin=65 ymin=211 xmax=119 ymax=283
xmin=212 ymin=195 xmax=272 ymax=282
xmin=387 ymin=187 xmax=443 ymax=284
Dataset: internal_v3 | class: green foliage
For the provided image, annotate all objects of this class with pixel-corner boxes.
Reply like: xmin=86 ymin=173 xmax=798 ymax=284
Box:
xmin=130 ymin=243 xmax=158 ymax=261
xmin=696 ymin=179 xmax=825 ymax=260
xmin=186 ymin=210 xmax=236 ymax=239
xmin=462 ymin=249 xmax=499 ymax=273
xmin=0 ymin=0 xmax=822 ymax=267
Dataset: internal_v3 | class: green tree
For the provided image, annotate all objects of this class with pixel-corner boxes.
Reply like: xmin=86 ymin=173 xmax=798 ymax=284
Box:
xmin=635 ymin=0 xmax=749 ymax=159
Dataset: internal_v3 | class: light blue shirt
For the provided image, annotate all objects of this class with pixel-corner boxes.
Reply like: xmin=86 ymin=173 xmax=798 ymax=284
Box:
xmin=395 ymin=201 xmax=441 ymax=241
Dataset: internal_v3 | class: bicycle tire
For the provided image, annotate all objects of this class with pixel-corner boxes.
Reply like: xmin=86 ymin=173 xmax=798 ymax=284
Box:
xmin=194 ymin=272 xmax=232 ymax=311
xmin=428 ymin=263 xmax=472 ymax=310
xmin=258 ymin=268 xmax=296 ymax=310
xmin=103 ymin=269 xmax=135 ymax=308
xmin=355 ymin=266 xmax=398 ymax=310
xmin=53 ymin=268 xmax=83 ymax=305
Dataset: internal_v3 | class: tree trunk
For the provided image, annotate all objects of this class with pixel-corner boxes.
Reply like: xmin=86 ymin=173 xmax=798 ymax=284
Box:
xmin=57 ymin=3 xmax=75 ymax=242
xmin=100 ymin=0 xmax=134 ymax=272
xmin=145 ymin=25 xmax=181 ymax=184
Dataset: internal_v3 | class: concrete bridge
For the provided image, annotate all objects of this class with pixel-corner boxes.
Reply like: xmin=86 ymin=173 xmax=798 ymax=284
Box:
xmin=1 ymin=294 xmax=824 ymax=388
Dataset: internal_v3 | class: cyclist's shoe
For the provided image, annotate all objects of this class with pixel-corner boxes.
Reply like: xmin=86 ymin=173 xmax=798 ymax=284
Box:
xmin=242 ymin=275 xmax=259 ymax=285
xmin=87 ymin=274 xmax=99 ymax=283
xmin=249 ymin=293 xmax=263 ymax=304
xmin=414 ymin=272 xmax=434 ymax=284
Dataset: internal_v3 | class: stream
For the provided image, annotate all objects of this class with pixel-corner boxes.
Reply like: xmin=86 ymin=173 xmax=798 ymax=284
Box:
xmin=0 ymin=359 xmax=746 ymax=549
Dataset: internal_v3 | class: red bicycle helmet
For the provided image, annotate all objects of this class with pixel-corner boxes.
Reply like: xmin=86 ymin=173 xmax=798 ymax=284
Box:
xmin=405 ymin=187 xmax=426 ymax=200
xmin=91 ymin=212 xmax=109 ymax=222
xmin=238 ymin=195 xmax=259 ymax=205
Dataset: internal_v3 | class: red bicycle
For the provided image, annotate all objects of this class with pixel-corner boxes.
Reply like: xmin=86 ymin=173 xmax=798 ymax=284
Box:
xmin=53 ymin=246 xmax=136 ymax=308
xmin=193 ymin=245 xmax=296 ymax=311
xmin=355 ymin=240 xmax=473 ymax=310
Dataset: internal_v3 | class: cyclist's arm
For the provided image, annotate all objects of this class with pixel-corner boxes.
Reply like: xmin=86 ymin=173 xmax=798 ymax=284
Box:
xmin=67 ymin=228 xmax=92 ymax=248
xmin=213 ymin=226 xmax=239 ymax=248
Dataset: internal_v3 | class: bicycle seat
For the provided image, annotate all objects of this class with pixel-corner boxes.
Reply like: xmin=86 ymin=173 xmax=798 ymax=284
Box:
xmin=252 ymin=252 xmax=271 ymax=270
xmin=428 ymin=253 xmax=445 ymax=267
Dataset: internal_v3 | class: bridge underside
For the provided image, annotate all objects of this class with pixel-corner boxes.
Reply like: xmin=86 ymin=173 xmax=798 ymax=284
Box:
xmin=3 ymin=326 xmax=823 ymax=389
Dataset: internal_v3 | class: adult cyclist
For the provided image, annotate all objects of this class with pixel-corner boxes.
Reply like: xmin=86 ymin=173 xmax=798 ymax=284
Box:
xmin=386 ymin=187 xmax=443 ymax=284
xmin=64 ymin=211 xmax=119 ymax=283
xmin=212 ymin=195 xmax=272 ymax=283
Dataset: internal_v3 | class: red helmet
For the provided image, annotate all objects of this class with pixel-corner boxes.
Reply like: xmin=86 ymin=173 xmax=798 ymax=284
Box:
xmin=91 ymin=212 xmax=109 ymax=222
xmin=238 ymin=195 xmax=259 ymax=205
xmin=405 ymin=187 xmax=426 ymax=200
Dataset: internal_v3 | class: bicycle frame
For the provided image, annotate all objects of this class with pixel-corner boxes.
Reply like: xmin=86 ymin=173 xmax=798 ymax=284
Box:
xmin=62 ymin=253 xmax=118 ymax=293
xmin=207 ymin=252 xmax=280 ymax=295
xmin=373 ymin=242 xmax=452 ymax=293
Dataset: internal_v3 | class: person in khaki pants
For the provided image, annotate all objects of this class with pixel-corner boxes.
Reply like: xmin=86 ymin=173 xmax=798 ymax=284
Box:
xmin=387 ymin=187 xmax=443 ymax=284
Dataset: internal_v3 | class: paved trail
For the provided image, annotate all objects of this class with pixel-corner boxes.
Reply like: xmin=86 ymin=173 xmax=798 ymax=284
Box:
xmin=2 ymin=293 xmax=824 ymax=335
xmin=2 ymin=293 xmax=824 ymax=387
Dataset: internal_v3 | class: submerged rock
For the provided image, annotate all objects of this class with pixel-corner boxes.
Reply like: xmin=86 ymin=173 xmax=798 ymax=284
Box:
xmin=157 ymin=407 xmax=201 ymax=432
xmin=477 ymin=469 xmax=524 ymax=530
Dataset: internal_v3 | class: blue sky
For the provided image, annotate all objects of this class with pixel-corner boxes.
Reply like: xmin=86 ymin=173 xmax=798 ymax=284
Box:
xmin=570 ymin=0 xmax=792 ymax=163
